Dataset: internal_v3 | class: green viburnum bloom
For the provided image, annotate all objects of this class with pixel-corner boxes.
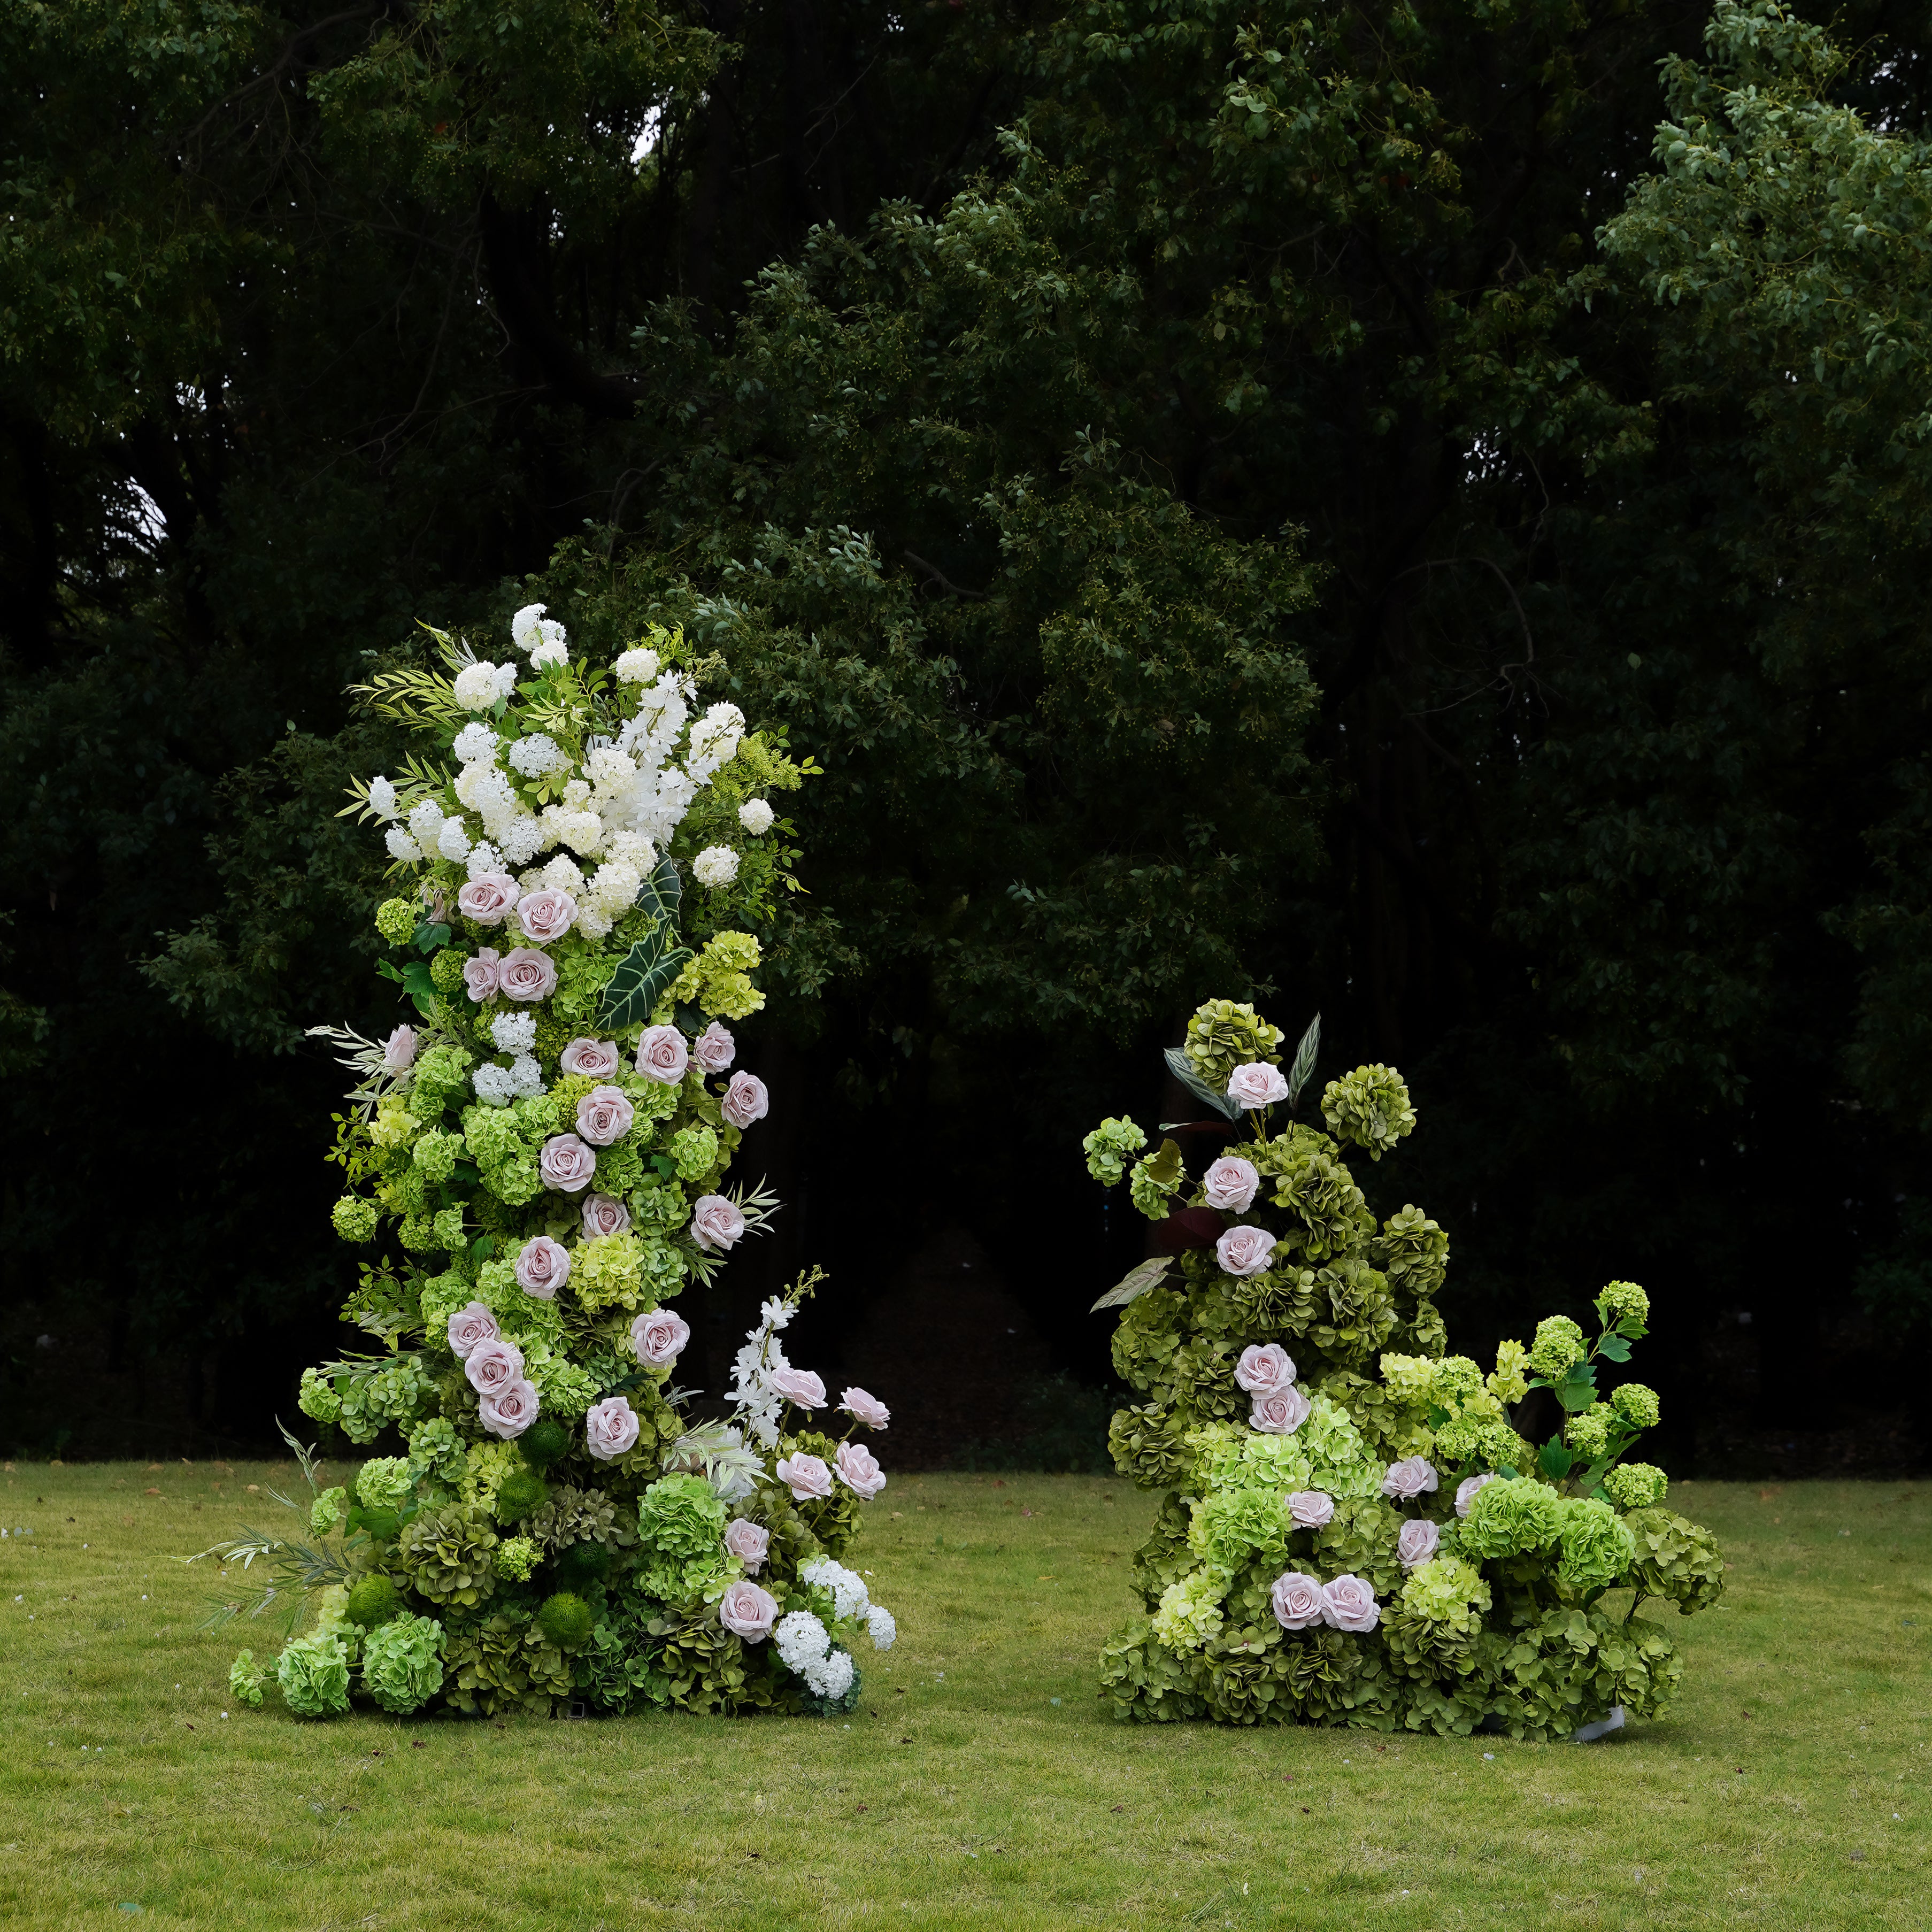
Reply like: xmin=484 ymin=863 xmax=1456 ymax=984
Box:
xmin=1554 ymin=1496 xmax=1638 ymax=1594
xmin=495 ymin=1536 xmax=541 ymax=1581
xmin=428 ymin=948 xmax=469 ymax=996
xmin=375 ymin=899 xmax=417 ymax=945
xmin=361 ymin=1612 xmax=447 ymax=1714
xmin=1528 ymin=1316 xmax=1587 ymax=1379
xmin=637 ymin=1474 xmax=727 ymax=1564
xmin=432 ymin=1206 xmax=466 ymax=1251
xmin=1596 ymin=1280 xmax=1651 ymax=1331
xmin=310 ymin=1486 xmax=348 ymax=1535
xmin=412 ymin=1129 xmax=462 ymax=1184
xmin=275 ymin=1633 xmax=352 ymax=1718
xmin=1565 ymin=1404 xmax=1617 ymax=1461
xmin=1601 ymin=1461 xmax=1668 ymax=1511
xmin=1151 ymin=1567 xmax=1229 ymax=1653
xmin=668 ymin=1125 xmax=719 ymax=1182
xmin=356 ymin=1457 xmax=414 ymax=1511
xmin=1183 ymin=999 xmax=1284 ymax=1091
xmin=1082 ymin=1117 xmax=1147 ymax=1187
xmin=1611 ymin=1382 xmax=1660 ymax=1429
xmin=298 ymin=1368 xmax=342 ymax=1427
xmin=406 ymin=1417 xmax=467 ymax=1484
xmin=228 ymin=1649 xmax=267 ymax=1708
xmin=411 ymin=1045 xmax=475 ymax=1121
xmin=396 ymin=1505 xmax=499 ymax=1608
xmin=331 ymin=1195 xmax=380 ymax=1243
xmin=526 ymin=1350 xmax=601 ymax=1420
xmin=346 ymin=1574 xmax=404 ymax=1629
xmin=1460 ymin=1477 xmax=1564 ymax=1560
xmin=1489 ymin=1340 xmax=1529 ymax=1406
xmin=1473 ymin=1420 xmax=1529 ymax=1470
xmin=1320 ymin=1064 xmax=1417 ymax=1160
xmin=1398 ymin=1554 xmax=1491 ymax=1631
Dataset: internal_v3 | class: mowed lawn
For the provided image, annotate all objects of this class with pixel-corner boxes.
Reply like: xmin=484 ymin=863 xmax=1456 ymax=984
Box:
xmin=0 ymin=1467 xmax=1926 ymax=1931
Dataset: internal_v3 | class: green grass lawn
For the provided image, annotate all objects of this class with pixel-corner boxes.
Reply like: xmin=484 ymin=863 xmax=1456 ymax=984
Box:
xmin=0 ymin=1465 xmax=1926 ymax=1930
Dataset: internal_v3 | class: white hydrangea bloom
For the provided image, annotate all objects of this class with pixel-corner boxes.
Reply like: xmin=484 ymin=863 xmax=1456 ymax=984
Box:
xmin=606 ymin=829 xmax=657 ymax=871
xmin=385 ymin=827 xmax=424 ymax=863
xmin=490 ymin=1011 xmax=537 ymax=1055
xmin=466 ymin=842 xmax=503 ymax=879
xmin=491 ymin=663 xmax=520 ymax=701
xmin=738 ymin=798 xmax=775 ymax=835
xmin=586 ymin=745 xmax=637 ymax=795
xmin=529 ymin=618 xmax=568 ymax=670
xmin=690 ymin=701 xmax=745 ymax=765
xmin=773 ymin=1611 xmax=830 ymax=1672
xmin=407 ymin=798 xmax=447 ymax=844
xmin=866 ymin=1605 xmax=897 ymax=1651
xmin=574 ymin=905 xmax=613 ymax=940
xmin=499 ymin=815 xmax=545 ymax=865
xmin=588 ymin=860 xmax=641 ymax=918
xmin=473 ymin=1064 xmax=518 ymax=1106
xmin=803 ymin=1650 xmax=855 ymax=1701
xmin=509 ymin=1053 xmax=545 ymax=1097
xmin=436 ymin=816 xmax=472 ymax=860
xmin=456 ymin=761 xmax=516 ymax=820
xmin=510 ymin=603 xmax=546 ymax=656
xmin=693 ymin=845 xmax=740 ymax=889
xmin=537 ymin=854 xmax=586 ymax=896
xmin=453 ymin=723 xmax=499 ymax=765
xmin=614 ymin=646 xmax=660 ymax=684
xmin=508 ymin=734 xmax=563 ymax=776
xmin=543 ymin=808 xmax=603 ymax=856
xmin=801 ymin=1558 xmax=870 ymax=1622
xmin=453 ymin=660 xmax=505 ymax=711
xmin=367 ymin=775 xmax=398 ymax=820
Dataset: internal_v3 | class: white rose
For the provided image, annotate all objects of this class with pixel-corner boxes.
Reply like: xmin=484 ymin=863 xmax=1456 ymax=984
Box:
xmin=738 ymin=798 xmax=775 ymax=835
xmin=693 ymin=845 xmax=740 ymax=889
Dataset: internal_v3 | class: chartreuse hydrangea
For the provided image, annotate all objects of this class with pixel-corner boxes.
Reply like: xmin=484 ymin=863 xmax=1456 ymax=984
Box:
xmin=573 ymin=1232 xmax=645 ymax=1313
xmin=1320 ymin=1064 xmax=1416 ymax=1160
xmin=1489 ymin=1340 xmax=1529 ymax=1405
xmin=1602 ymin=1461 xmax=1668 ymax=1510
xmin=1082 ymin=1117 xmax=1147 ymax=1186
xmin=1460 ymin=1477 xmax=1564 ymax=1560
xmin=1398 ymin=1554 xmax=1491 ymax=1634
xmin=374 ymin=898 xmax=416 ymax=945
xmin=356 ymin=1458 xmax=414 ymax=1511
xmin=1183 ymin=999 xmax=1283 ymax=1090
xmin=1128 ymin=1138 xmax=1185 ymax=1221
xmin=1188 ymin=1485 xmax=1291 ymax=1573
xmin=428 ymin=948 xmax=469 ymax=996
xmin=1152 ymin=1568 xmax=1229 ymax=1653
xmin=1554 ymin=1496 xmax=1638 ymax=1594
xmin=495 ymin=1537 xmax=541 ymax=1581
xmin=668 ymin=1125 xmax=719 ymax=1182
xmin=670 ymin=929 xmax=766 ymax=1021
xmin=1528 ymin=1315 xmax=1587 ymax=1379
xmin=406 ymin=1417 xmax=467 ymax=1484
xmin=332 ymin=1195 xmax=379 ymax=1243
xmin=298 ymin=1367 xmax=342 ymax=1427
xmin=228 ymin=1650 xmax=267 ymax=1708
xmin=636 ymin=1474 xmax=727 ymax=1597
xmin=276 ymin=1633 xmax=352 ymax=1718
xmin=525 ymin=1348 xmax=600 ymax=1419
xmin=360 ymin=1613 xmax=447 ymax=1714
xmin=1596 ymin=1280 xmax=1651 ymax=1331
xmin=310 ymin=1487 xmax=348 ymax=1535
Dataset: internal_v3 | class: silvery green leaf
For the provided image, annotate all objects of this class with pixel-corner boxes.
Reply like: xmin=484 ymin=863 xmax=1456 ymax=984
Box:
xmin=1091 ymin=1256 xmax=1173 ymax=1313
xmin=1287 ymin=1012 xmax=1321 ymax=1109
xmin=1162 ymin=1046 xmax=1240 ymax=1121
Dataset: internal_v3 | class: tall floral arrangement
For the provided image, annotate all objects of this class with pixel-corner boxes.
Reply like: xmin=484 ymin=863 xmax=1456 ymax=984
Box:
xmin=1085 ymin=1000 xmax=1724 ymax=1737
xmin=197 ymin=607 xmax=897 ymax=1721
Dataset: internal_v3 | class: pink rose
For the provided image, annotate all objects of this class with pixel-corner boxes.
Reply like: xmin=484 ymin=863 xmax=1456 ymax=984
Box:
xmin=721 ymin=1072 xmax=769 ymax=1130
xmin=835 ymin=1441 xmax=887 ymax=1499
xmin=560 ymin=1036 xmax=621 ymax=1077
xmin=1216 ymin=1225 xmax=1277 ymax=1278
xmin=630 ymin=1308 xmax=690 ymax=1367
xmin=539 ymin=1132 xmax=597 ymax=1194
xmin=634 ymin=1025 xmax=689 ymax=1084
xmin=1320 ymin=1573 xmax=1380 ymax=1633
xmin=776 ymin=1452 xmax=832 ymax=1500
xmin=693 ymin=1022 xmax=736 ymax=1073
xmin=479 ymin=1376 xmax=539 ymax=1440
xmin=465 ymin=1337 xmax=526 ymax=1398
xmin=446 ymin=1300 xmax=500 ymax=1359
xmin=461 ymin=949 xmax=502 ymax=1002
xmin=514 ymin=888 xmax=576 ymax=945
xmin=581 ymin=1192 xmax=631 ymax=1240
xmin=499 ymin=946 xmax=558 ymax=1003
xmin=575 ymin=1084 xmax=635 ymax=1146
xmin=1251 ymin=1387 xmax=1311 ymax=1435
xmin=1203 ymin=1155 xmax=1260 ymax=1213
xmin=515 ymin=1235 xmax=570 ymax=1299
xmin=457 ymin=873 xmax=520 ymax=926
xmin=724 ymin=1518 xmax=769 ymax=1574
xmin=1382 ymin=1456 xmax=1440 ymax=1501
xmin=1288 ymin=1489 xmax=1334 ymax=1530
xmin=719 ymin=1579 xmax=779 ymax=1641
xmin=769 ymin=1366 xmax=826 ymax=1409
xmin=1226 ymin=1061 xmax=1290 ymax=1110
xmin=1398 ymin=1518 xmax=1441 ymax=1567
xmin=1234 ymin=1343 xmax=1297 ymax=1395
xmin=840 ymin=1387 xmax=890 ymax=1430
xmin=584 ymin=1395 xmax=640 ymax=1461
xmin=690 ymin=1194 xmax=744 ymax=1252
xmin=1271 ymin=1571 xmax=1326 ymax=1631
xmin=383 ymin=1025 xmax=419 ymax=1074
xmin=1456 ymin=1472 xmax=1499 ymax=1519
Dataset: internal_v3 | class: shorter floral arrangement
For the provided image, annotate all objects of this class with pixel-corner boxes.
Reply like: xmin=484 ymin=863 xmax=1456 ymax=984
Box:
xmin=1084 ymin=999 xmax=1725 ymax=1737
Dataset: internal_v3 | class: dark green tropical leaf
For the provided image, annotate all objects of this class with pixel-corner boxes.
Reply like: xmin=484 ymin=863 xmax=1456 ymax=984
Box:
xmin=1286 ymin=1011 xmax=1321 ymax=1109
xmin=1162 ymin=1046 xmax=1239 ymax=1122
xmin=636 ymin=856 xmax=683 ymax=927
xmin=414 ymin=920 xmax=450 ymax=954
xmin=600 ymin=925 xmax=693 ymax=1031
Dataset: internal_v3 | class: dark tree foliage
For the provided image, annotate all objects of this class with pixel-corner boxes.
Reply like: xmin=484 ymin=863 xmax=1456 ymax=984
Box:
xmin=2 ymin=0 xmax=1927 ymax=1465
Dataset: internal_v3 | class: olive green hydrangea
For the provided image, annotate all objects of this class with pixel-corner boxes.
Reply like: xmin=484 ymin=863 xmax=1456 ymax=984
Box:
xmin=1082 ymin=1117 xmax=1148 ymax=1187
xmin=360 ymin=1613 xmax=447 ymax=1713
xmin=275 ymin=1633 xmax=352 ymax=1718
xmin=1601 ymin=1461 xmax=1668 ymax=1510
xmin=1320 ymin=1064 xmax=1416 ymax=1160
xmin=1183 ymin=1000 xmax=1284 ymax=1091
xmin=228 ymin=1649 xmax=268 ymax=1708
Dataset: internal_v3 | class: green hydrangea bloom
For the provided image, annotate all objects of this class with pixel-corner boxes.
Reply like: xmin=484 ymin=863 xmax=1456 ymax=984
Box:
xmin=1611 ymin=1382 xmax=1660 ymax=1429
xmin=1601 ymin=1461 xmax=1668 ymax=1510
xmin=361 ymin=1612 xmax=447 ymax=1714
xmin=395 ymin=1504 xmax=499 ymax=1608
xmin=1151 ymin=1567 xmax=1229 ymax=1653
xmin=1188 ymin=1485 xmax=1290 ymax=1573
xmin=298 ymin=1367 xmax=342 ymax=1426
xmin=375 ymin=898 xmax=417 ymax=945
xmin=1473 ymin=1419 xmax=1528 ymax=1470
xmin=228 ymin=1649 xmax=267 ymax=1708
xmin=1378 ymin=1353 xmax=1436 ymax=1407
xmin=1528 ymin=1316 xmax=1586 ymax=1379
xmin=1554 ymin=1496 xmax=1638 ymax=1593
xmin=1082 ymin=1117 xmax=1146 ymax=1187
xmin=412 ymin=1129 xmax=462 ymax=1184
xmin=332 ymin=1195 xmax=380 ymax=1243
xmin=368 ymin=1096 xmax=420 ymax=1153
xmin=461 ymin=1440 xmax=524 ymax=1511
xmin=429 ymin=948 xmax=469 ymax=996
xmin=668 ymin=1125 xmax=719 ymax=1182
xmin=1565 ymin=1404 xmax=1616 ymax=1460
xmin=432 ymin=1206 xmax=467 ymax=1251
xmin=1623 ymin=1508 xmax=1726 ymax=1613
xmin=1183 ymin=999 xmax=1284 ymax=1091
xmin=637 ymin=1474 xmax=727 ymax=1565
xmin=495 ymin=1536 xmax=541 ymax=1581
xmin=1297 ymin=1395 xmax=1381 ymax=1496
xmin=1129 ymin=1161 xmax=1177 ymax=1222
xmin=361 ymin=1355 xmax=437 ymax=1430
xmin=1488 ymin=1340 xmax=1529 ymax=1406
xmin=310 ymin=1487 xmax=348 ymax=1535
xmin=572 ymin=1233 xmax=644 ymax=1313
xmin=1597 ymin=1280 xmax=1650 ymax=1330
xmin=1320 ymin=1064 xmax=1416 ymax=1160
xmin=276 ymin=1633 xmax=352 ymax=1718
xmin=411 ymin=1045 xmax=474 ymax=1120
xmin=356 ymin=1457 xmax=414 ymax=1511
xmin=1398 ymin=1554 xmax=1491 ymax=1631
xmin=526 ymin=1349 xmax=600 ymax=1419
xmin=1460 ymin=1477 xmax=1563 ymax=1560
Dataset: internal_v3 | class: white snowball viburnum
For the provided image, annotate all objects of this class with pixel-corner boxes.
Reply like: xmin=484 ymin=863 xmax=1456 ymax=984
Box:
xmin=866 ymin=1605 xmax=897 ymax=1650
xmin=613 ymin=645 xmax=660 ymax=684
xmin=490 ymin=1011 xmax=537 ymax=1056
xmin=774 ymin=1611 xmax=830 ymax=1672
xmin=510 ymin=603 xmax=547 ymax=657
xmin=693 ymin=846 xmax=740 ymax=889
xmin=407 ymin=799 xmax=446 ymax=845
xmin=386 ymin=827 xmax=424 ymax=863
xmin=453 ymin=660 xmax=506 ymax=710
xmin=529 ymin=621 xmax=568 ymax=671
xmin=367 ymin=776 xmax=398 ymax=819
xmin=738 ymin=798 xmax=774 ymax=835
xmin=473 ymin=1064 xmax=518 ymax=1106
xmin=508 ymin=734 xmax=563 ymax=777
xmin=453 ymin=723 xmax=498 ymax=765
xmin=436 ymin=818 xmax=472 ymax=860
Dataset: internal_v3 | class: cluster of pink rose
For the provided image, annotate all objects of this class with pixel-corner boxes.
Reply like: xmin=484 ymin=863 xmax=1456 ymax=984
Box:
xmin=455 ymin=873 xmax=579 ymax=945
xmin=1231 ymin=1341 xmax=1307 ymax=1433
xmin=447 ymin=1303 xmax=545 ymax=1438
